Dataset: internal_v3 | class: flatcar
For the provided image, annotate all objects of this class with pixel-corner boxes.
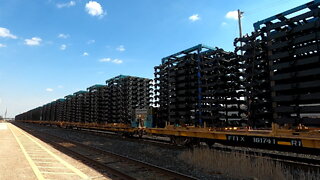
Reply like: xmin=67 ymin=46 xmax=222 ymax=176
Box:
xmin=16 ymin=0 xmax=320 ymax=152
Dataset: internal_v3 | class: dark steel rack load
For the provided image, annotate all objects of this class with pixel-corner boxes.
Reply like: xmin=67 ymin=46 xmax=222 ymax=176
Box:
xmin=16 ymin=75 xmax=153 ymax=125
xmin=74 ymin=90 xmax=89 ymax=123
xmin=254 ymin=0 xmax=320 ymax=126
xmin=55 ymin=98 xmax=65 ymax=122
xmin=154 ymin=45 xmax=212 ymax=127
xmin=154 ymin=65 xmax=168 ymax=127
xmin=15 ymin=0 xmax=320 ymax=130
xmin=15 ymin=107 xmax=42 ymax=121
xmin=64 ymin=95 xmax=74 ymax=122
xmin=200 ymin=48 xmax=246 ymax=127
xmin=234 ymin=31 xmax=273 ymax=128
xmin=42 ymin=102 xmax=55 ymax=122
xmin=106 ymin=75 xmax=153 ymax=124
xmin=87 ymin=84 xmax=106 ymax=123
xmin=155 ymin=44 xmax=246 ymax=127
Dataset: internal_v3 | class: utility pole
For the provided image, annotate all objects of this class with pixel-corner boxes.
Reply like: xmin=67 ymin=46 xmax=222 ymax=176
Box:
xmin=238 ymin=9 xmax=244 ymax=55
xmin=4 ymin=108 xmax=7 ymax=120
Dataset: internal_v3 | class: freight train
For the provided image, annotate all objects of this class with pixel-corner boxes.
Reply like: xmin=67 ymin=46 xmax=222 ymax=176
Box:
xmin=16 ymin=0 xmax=320 ymax=151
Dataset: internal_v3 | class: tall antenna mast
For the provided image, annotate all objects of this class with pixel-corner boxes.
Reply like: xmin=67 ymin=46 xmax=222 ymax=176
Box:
xmin=4 ymin=107 xmax=7 ymax=119
xmin=238 ymin=9 xmax=244 ymax=55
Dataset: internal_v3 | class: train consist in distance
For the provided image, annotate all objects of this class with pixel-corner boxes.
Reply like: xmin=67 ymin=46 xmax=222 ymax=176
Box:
xmin=16 ymin=1 xmax=320 ymax=151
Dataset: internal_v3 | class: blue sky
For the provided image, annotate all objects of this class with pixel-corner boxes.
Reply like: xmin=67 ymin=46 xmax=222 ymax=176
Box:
xmin=0 ymin=0 xmax=309 ymax=117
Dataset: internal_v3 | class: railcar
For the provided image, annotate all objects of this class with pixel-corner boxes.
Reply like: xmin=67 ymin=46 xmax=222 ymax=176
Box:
xmin=16 ymin=0 xmax=320 ymax=152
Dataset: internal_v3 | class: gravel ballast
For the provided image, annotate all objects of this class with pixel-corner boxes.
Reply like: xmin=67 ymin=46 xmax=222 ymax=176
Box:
xmin=17 ymin=122 xmax=320 ymax=180
xmin=18 ymin=123 xmax=229 ymax=180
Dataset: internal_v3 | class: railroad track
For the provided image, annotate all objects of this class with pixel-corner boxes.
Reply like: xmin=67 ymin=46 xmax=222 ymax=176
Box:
xmin=64 ymin=124 xmax=320 ymax=169
xmin=72 ymin=127 xmax=184 ymax=150
xmin=15 ymin=123 xmax=197 ymax=180
xmin=17 ymin=122 xmax=320 ymax=176
xmin=210 ymin=146 xmax=320 ymax=168
xmin=70 ymin=126 xmax=320 ymax=168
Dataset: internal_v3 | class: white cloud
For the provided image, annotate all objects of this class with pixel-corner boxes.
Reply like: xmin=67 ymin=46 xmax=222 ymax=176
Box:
xmin=116 ymin=45 xmax=125 ymax=52
xmin=46 ymin=88 xmax=54 ymax=92
xmin=99 ymin=58 xmax=111 ymax=62
xmin=99 ymin=58 xmax=123 ymax=64
xmin=226 ymin=10 xmax=238 ymax=20
xmin=83 ymin=52 xmax=89 ymax=56
xmin=112 ymin=59 xmax=123 ymax=64
xmin=221 ymin=22 xmax=228 ymax=26
xmin=85 ymin=1 xmax=105 ymax=17
xmin=57 ymin=85 xmax=64 ymax=89
xmin=87 ymin=39 xmax=95 ymax=44
xmin=58 ymin=33 xmax=69 ymax=39
xmin=60 ymin=44 xmax=67 ymax=50
xmin=24 ymin=37 xmax=42 ymax=46
xmin=189 ymin=14 xmax=200 ymax=22
xmin=57 ymin=1 xmax=75 ymax=8
xmin=0 ymin=27 xmax=17 ymax=39
xmin=0 ymin=44 xmax=6 ymax=48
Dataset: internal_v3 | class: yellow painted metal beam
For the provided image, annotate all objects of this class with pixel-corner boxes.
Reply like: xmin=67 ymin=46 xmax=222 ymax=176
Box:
xmin=277 ymin=141 xmax=291 ymax=146
xmin=19 ymin=120 xmax=320 ymax=149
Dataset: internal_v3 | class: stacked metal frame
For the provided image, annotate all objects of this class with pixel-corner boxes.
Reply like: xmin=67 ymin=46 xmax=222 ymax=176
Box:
xmin=87 ymin=84 xmax=105 ymax=123
xmin=55 ymin=99 xmax=65 ymax=121
xmin=83 ymin=93 xmax=90 ymax=123
xmin=106 ymin=75 xmax=126 ymax=123
xmin=155 ymin=44 xmax=246 ymax=127
xmin=42 ymin=103 xmax=52 ymax=121
xmin=254 ymin=0 xmax=320 ymax=126
xmin=154 ymin=64 xmax=169 ymax=127
xmin=102 ymin=85 xmax=111 ymax=123
xmin=71 ymin=94 xmax=77 ymax=122
xmin=32 ymin=107 xmax=42 ymax=121
xmin=106 ymin=75 xmax=153 ymax=124
xmin=168 ymin=53 xmax=198 ymax=125
xmin=200 ymin=48 xmax=246 ymax=127
xmin=17 ymin=75 xmax=152 ymax=124
xmin=73 ymin=91 xmax=88 ymax=123
xmin=15 ymin=107 xmax=42 ymax=121
xmin=50 ymin=101 xmax=57 ymax=121
xmin=234 ymin=31 xmax=273 ymax=128
xmin=64 ymin=95 xmax=74 ymax=122
xmin=125 ymin=76 xmax=153 ymax=111
xmin=98 ymin=85 xmax=111 ymax=123
xmin=41 ymin=104 xmax=48 ymax=121
xmin=155 ymin=45 xmax=206 ymax=126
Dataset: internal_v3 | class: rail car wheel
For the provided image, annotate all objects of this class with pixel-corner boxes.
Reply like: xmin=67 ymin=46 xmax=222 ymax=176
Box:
xmin=138 ymin=130 xmax=143 ymax=138
xmin=121 ymin=132 xmax=134 ymax=138
xmin=205 ymin=140 xmax=215 ymax=148
xmin=170 ymin=136 xmax=191 ymax=146
xmin=188 ymin=138 xmax=201 ymax=148
xmin=127 ymin=132 xmax=134 ymax=137
xmin=116 ymin=131 xmax=123 ymax=137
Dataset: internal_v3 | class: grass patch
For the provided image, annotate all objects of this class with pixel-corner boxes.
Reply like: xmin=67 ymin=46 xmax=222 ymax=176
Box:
xmin=178 ymin=147 xmax=319 ymax=180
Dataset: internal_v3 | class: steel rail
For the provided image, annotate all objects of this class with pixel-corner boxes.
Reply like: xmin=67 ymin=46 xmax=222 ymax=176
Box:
xmin=16 ymin=123 xmax=197 ymax=180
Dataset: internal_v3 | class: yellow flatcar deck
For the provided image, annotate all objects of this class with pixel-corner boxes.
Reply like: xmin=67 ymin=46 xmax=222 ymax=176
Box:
xmin=20 ymin=120 xmax=320 ymax=150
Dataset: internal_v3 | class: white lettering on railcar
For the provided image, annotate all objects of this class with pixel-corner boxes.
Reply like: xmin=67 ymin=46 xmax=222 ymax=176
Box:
xmin=227 ymin=135 xmax=245 ymax=142
xmin=291 ymin=140 xmax=302 ymax=146
xmin=253 ymin=137 xmax=276 ymax=144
